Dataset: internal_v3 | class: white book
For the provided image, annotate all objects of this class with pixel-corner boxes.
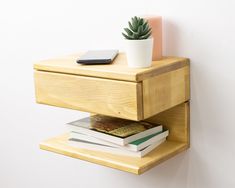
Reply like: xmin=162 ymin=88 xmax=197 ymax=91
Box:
xmin=68 ymin=137 xmax=166 ymax=158
xmin=67 ymin=115 xmax=163 ymax=146
xmin=70 ymin=130 xmax=169 ymax=152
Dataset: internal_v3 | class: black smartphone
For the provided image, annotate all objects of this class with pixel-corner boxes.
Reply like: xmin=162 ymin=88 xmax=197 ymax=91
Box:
xmin=77 ymin=50 xmax=119 ymax=65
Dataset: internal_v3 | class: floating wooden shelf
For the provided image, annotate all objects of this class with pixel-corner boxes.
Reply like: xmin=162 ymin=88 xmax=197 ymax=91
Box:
xmin=40 ymin=102 xmax=189 ymax=174
xmin=41 ymin=135 xmax=188 ymax=175
xmin=34 ymin=53 xmax=190 ymax=175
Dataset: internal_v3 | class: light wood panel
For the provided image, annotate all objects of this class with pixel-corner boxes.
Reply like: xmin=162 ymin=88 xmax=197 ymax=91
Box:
xmin=39 ymin=102 xmax=189 ymax=175
xmin=143 ymin=66 xmax=190 ymax=119
xmin=40 ymin=134 xmax=188 ymax=175
xmin=34 ymin=71 xmax=143 ymax=120
xmin=34 ymin=53 xmax=189 ymax=82
xmin=146 ymin=102 xmax=190 ymax=143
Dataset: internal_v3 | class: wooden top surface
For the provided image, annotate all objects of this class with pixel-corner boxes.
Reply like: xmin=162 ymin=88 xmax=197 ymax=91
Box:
xmin=40 ymin=134 xmax=188 ymax=175
xmin=34 ymin=53 xmax=189 ymax=82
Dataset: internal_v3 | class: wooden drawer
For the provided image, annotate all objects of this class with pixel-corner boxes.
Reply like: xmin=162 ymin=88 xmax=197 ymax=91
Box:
xmin=34 ymin=53 xmax=190 ymax=120
xmin=34 ymin=71 xmax=143 ymax=120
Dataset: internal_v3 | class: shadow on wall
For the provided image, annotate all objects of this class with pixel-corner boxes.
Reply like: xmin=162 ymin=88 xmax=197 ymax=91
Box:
xmin=141 ymin=151 xmax=190 ymax=187
xmin=144 ymin=148 xmax=214 ymax=187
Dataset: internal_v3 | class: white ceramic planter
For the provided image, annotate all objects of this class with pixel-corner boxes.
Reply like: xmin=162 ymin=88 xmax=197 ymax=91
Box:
xmin=125 ymin=38 xmax=153 ymax=68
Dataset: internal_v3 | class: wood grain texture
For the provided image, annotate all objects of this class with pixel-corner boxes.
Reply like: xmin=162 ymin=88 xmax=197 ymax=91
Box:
xmin=40 ymin=134 xmax=188 ymax=175
xmin=143 ymin=66 xmax=190 ymax=119
xmin=34 ymin=70 xmax=142 ymax=120
xmin=35 ymin=54 xmax=190 ymax=173
xmin=39 ymin=102 xmax=189 ymax=174
xmin=34 ymin=53 xmax=189 ymax=82
xmin=146 ymin=102 xmax=190 ymax=143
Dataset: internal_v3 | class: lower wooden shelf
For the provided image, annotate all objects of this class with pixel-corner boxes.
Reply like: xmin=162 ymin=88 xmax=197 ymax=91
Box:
xmin=40 ymin=102 xmax=189 ymax=174
xmin=40 ymin=133 xmax=189 ymax=175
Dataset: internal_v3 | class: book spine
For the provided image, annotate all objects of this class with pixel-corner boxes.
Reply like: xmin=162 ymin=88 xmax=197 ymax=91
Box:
xmin=68 ymin=125 xmax=124 ymax=145
xmin=137 ymin=130 xmax=169 ymax=151
xmin=124 ymin=125 xmax=163 ymax=145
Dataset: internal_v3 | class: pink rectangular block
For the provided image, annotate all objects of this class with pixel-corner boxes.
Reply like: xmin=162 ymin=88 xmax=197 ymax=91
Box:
xmin=145 ymin=16 xmax=162 ymax=60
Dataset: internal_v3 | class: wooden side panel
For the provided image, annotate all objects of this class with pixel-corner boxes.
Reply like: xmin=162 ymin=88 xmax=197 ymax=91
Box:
xmin=143 ymin=66 xmax=190 ymax=119
xmin=34 ymin=71 xmax=142 ymax=120
xmin=146 ymin=102 xmax=190 ymax=143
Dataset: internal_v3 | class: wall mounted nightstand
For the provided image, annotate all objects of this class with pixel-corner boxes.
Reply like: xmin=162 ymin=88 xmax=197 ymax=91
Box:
xmin=34 ymin=53 xmax=190 ymax=175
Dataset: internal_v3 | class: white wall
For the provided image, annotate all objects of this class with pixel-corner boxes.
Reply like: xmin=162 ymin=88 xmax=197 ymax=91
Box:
xmin=0 ymin=0 xmax=235 ymax=187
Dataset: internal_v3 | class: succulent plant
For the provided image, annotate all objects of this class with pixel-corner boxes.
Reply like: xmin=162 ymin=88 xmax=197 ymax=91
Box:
xmin=122 ymin=16 xmax=152 ymax=40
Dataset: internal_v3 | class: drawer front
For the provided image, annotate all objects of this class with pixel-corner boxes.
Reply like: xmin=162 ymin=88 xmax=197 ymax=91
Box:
xmin=34 ymin=71 xmax=143 ymax=120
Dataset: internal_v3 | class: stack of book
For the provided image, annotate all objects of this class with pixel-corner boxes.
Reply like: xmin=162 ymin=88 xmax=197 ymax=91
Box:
xmin=67 ymin=115 xmax=169 ymax=158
